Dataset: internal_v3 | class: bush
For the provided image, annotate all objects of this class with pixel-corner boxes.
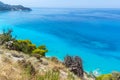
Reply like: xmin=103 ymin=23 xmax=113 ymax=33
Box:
xmin=96 ymin=72 xmax=120 ymax=80
xmin=96 ymin=74 xmax=112 ymax=80
xmin=9 ymin=40 xmax=48 ymax=57
xmin=0 ymin=29 xmax=48 ymax=57
xmin=32 ymin=48 xmax=48 ymax=57
xmin=0 ymin=29 xmax=16 ymax=44
xmin=38 ymin=45 xmax=46 ymax=50
xmin=12 ymin=40 xmax=36 ymax=53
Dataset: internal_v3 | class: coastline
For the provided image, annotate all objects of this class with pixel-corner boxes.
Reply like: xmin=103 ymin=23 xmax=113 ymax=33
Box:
xmin=1 ymin=29 xmax=120 ymax=80
xmin=0 ymin=26 xmax=119 ymax=74
xmin=0 ymin=8 xmax=120 ymax=75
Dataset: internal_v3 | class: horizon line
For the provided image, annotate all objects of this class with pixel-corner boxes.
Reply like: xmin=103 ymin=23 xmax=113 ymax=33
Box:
xmin=30 ymin=7 xmax=120 ymax=9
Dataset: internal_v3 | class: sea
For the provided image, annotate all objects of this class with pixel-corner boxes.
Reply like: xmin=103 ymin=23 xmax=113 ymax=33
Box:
xmin=0 ymin=8 xmax=120 ymax=74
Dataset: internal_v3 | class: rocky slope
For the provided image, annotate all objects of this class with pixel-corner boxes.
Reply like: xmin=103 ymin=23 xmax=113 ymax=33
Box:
xmin=2 ymin=29 xmax=120 ymax=80
xmin=0 ymin=29 xmax=95 ymax=80
xmin=0 ymin=1 xmax=31 ymax=11
xmin=0 ymin=45 xmax=95 ymax=80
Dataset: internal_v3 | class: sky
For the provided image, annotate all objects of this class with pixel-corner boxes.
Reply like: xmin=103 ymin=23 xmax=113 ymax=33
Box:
xmin=0 ymin=0 xmax=120 ymax=8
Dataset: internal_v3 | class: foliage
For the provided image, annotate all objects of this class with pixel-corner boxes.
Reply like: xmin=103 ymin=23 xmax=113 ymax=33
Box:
xmin=96 ymin=72 xmax=120 ymax=80
xmin=36 ymin=70 xmax=60 ymax=80
xmin=38 ymin=45 xmax=47 ymax=50
xmin=12 ymin=40 xmax=48 ymax=56
xmin=67 ymin=72 xmax=75 ymax=80
xmin=0 ymin=29 xmax=16 ymax=44
xmin=0 ymin=29 xmax=48 ymax=57
xmin=13 ymin=40 xmax=36 ymax=53
xmin=96 ymin=74 xmax=112 ymax=80
xmin=32 ymin=48 xmax=47 ymax=57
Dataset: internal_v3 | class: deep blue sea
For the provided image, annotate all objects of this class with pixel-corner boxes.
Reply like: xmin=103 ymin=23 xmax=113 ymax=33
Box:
xmin=0 ymin=8 xmax=120 ymax=74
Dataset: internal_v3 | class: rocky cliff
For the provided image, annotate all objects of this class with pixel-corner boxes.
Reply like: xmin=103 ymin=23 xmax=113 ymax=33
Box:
xmin=0 ymin=1 xmax=31 ymax=11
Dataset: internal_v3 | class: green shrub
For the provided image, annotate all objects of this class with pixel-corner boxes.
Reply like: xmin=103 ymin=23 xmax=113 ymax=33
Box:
xmin=0 ymin=29 xmax=48 ymax=57
xmin=96 ymin=72 xmax=120 ymax=80
xmin=0 ymin=29 xmax=16 ymax=44
xmin=28 ymin=44 xmax=36 ymax=52
xmin=96 ymin=74 xmax=112 ymax=80
xmin=32 ymin=48 xmax=47 ymax=57
xmin=38 ymin=45 xmax=46 ymax=50
xmin=13 ymin=40 xmax=36 ymax=54
xmin=32 ymin=45 xmax=48 ymax=57
xmin=11 ymin=40 xmax=48 ymax=56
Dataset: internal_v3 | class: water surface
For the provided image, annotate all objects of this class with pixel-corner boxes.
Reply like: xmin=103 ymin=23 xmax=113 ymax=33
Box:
xmin=0 ymin=8 xmax=120 ymax=74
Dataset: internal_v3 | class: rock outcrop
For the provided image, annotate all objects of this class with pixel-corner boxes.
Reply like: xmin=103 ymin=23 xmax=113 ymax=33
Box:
xmin=64 ymin=55 xmax=84 ymax=78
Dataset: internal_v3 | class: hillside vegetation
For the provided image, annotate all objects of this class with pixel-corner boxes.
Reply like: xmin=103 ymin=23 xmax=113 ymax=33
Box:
xmin=0 ymin=29 xmax=120 ymax=80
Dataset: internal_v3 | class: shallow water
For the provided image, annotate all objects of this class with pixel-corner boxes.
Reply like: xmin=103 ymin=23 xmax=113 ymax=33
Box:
xmin=0 ymin=8 xmax=120 ymax=74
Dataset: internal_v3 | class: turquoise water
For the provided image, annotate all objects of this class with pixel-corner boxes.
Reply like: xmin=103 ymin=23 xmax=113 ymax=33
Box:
xmin=0 ymin=8 xmax=120 ymax=74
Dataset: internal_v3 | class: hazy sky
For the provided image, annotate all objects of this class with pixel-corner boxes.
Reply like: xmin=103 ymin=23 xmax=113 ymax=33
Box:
xmin=1 ymin=0 xmax=120 ymax=8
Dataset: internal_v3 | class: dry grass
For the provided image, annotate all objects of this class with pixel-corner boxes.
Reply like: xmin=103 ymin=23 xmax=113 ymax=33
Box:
xmin=0 ymin=55 xmax=24 ymax=80
xmin=0 ymin=47 xmax=94 ymax=80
